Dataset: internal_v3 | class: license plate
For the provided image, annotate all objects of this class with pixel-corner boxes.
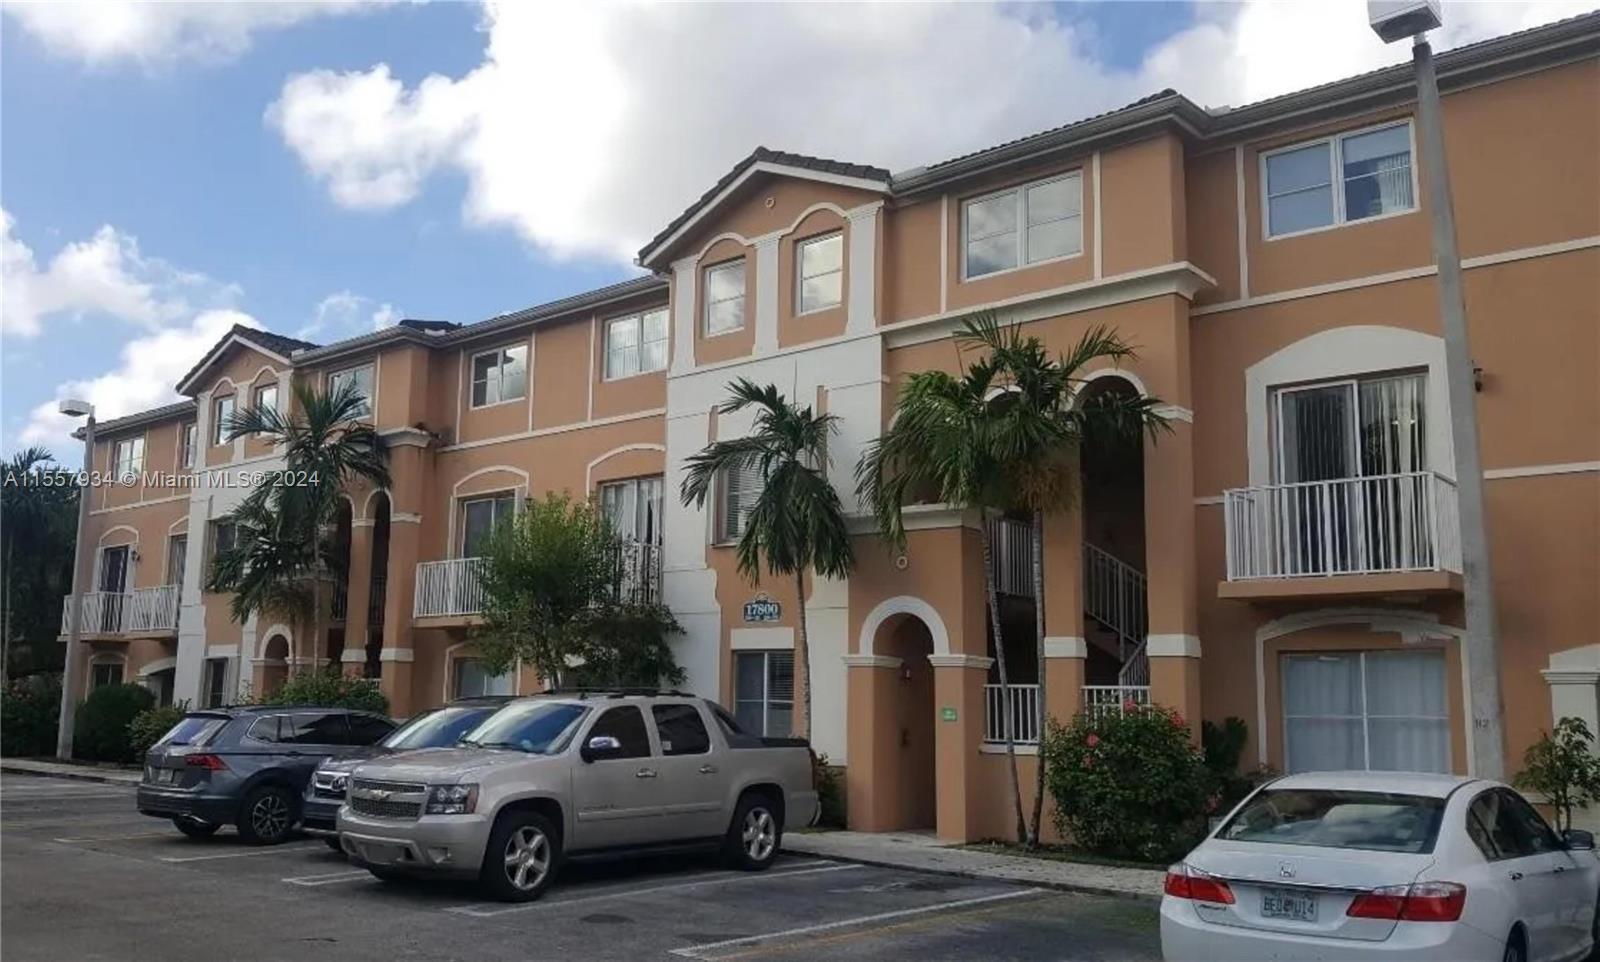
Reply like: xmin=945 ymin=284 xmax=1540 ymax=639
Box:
xmin=155 ymin=767 xmax=177 ymax=784
xmin=1261 ymin=889 xmax=1318 ymax=922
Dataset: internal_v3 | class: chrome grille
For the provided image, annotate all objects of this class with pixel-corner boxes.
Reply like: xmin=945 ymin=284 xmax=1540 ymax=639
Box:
xmin=351 ymin=778 xmax=425 ymax=794
xmin=348 ymin=777 xmax=426 ymax=821
xmin=349 ymin=796 xmax=423 ymax=820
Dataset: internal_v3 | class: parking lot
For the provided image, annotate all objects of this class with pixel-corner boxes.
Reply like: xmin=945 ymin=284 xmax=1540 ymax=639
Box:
xmin=1 ymin=773 xmax=1159 ymax=961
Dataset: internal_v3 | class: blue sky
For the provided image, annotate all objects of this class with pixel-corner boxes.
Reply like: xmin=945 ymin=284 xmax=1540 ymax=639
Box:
xmin=1 ymin=0 xmax=1587 ymax=457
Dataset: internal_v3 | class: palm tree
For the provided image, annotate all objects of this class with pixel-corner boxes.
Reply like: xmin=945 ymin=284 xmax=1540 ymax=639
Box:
xmin=965 ymin=313 xmax=1169 ymax=846
xmin=1 ymin=446 xmax=76 ymax=685
xmin=680 ymin=379 xmax=854 ymax=741
xmin=210 ymin=380 xmax=389 ymax=670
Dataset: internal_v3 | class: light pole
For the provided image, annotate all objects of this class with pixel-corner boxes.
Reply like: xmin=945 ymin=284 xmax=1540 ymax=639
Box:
xmin=55 ymin=398 xmax=95 ymax=761
xmin=1369 ymin=0 xmax=1504 ymax=779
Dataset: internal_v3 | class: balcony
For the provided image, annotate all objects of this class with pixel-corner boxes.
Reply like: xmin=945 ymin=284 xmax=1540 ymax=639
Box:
xmin=1221 ymin=472 xmax=1463 ymax=602
xmin=413 ymin=542 xmax=662 ymax=623
xmin=984 ymin=516 xmax=1034 ymax=598
xmin=59 ymin=585 xmax=180 ymax=639
xmin=983 ymin=683 xmax=1041 ymax=745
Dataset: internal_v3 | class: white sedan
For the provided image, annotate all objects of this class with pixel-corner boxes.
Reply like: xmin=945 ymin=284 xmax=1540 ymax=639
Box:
xmin=1161 ymin=771 xmax=1600 ymax=962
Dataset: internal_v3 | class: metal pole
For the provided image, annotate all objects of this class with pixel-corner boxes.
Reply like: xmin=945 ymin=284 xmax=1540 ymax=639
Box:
xmin=1413 ymin=37 xmax=1504 ymax=779
xmin=56 ymin=413 xmax=95 ymax=759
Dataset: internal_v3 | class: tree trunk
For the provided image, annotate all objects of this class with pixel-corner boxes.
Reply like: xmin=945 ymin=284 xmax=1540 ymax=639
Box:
xmin=980 ymin=521 xmax=1027 ymax=844
xmin=311 ymin=561 xmax=322 ymax=674
xmin=1027 ymin=508 xmax=1047 ymax=848
xmin=794 ymin=567 xmax=811 ymax=741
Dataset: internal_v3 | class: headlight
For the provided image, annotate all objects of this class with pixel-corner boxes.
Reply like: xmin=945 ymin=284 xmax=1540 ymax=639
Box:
xmin=424 ymin=784 xmax=478 ymax=815
xmin=313 ymin=770 xmax=349 ymax=795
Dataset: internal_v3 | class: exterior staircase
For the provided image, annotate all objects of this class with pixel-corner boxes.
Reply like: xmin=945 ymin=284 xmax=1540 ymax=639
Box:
xmin=1083 ymin=542 xmax=1149 ymax=686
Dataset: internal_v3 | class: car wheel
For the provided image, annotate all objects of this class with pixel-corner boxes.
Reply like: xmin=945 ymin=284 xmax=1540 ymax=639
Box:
xmin=236 ymin=785 xmax=295 ymax=845
xmin=1589 ymin=894 xmax=1600 ymax=962
xmin=478 ymin=811 xmax=560 ymax=902
xmin=368 ymin=867 xmax=408 ymax=883
xmin=723 ymin=792 xmax=781 ymax=871
xmin=171 ymin=817 xmax=219 ymax=839
xmin=1504 ymin=930 xmax=1526 ymax=962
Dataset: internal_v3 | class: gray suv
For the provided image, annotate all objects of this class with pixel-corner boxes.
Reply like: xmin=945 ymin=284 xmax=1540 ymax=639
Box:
xmin=137 ymin=705 xmax=395 ymax=844
xmin=338 ymin=691 xmax=818 ymax=901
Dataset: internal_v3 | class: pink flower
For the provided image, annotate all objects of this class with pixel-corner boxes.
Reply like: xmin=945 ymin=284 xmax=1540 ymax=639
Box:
xmin=1122 ymin=699 xmax=1137 ymax=712
xmin=1205 ymin=794 xmax=1221 ymax=813
xmin=1081 ymin=754 xmax=1094 ymax=769
xmin=1171 ymin=713 xmax=1187 ymax=729
xmin=1085 ymin=734 xmax=1101 ymax=748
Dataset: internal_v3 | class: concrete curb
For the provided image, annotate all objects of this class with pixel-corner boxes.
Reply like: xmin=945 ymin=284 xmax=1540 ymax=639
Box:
xmin=1 ymin=761 xmax=141 ymax=786
xmin=783 ymin=839 xmax=1161 ymax=903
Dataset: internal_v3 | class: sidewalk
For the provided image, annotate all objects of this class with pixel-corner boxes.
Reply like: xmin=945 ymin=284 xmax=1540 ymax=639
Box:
xmin=0 ymin=758 xmax=142 ymax=785
xmin=785 ymin=831 xmax=1164 ymax=901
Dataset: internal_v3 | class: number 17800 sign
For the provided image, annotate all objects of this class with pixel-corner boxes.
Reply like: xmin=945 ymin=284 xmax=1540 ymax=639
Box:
xmin=743 ymin=599 xmax=781 ymax=622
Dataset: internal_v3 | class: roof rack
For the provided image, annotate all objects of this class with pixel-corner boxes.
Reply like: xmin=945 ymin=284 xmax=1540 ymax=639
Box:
xmin=539 ymin=687 xmax=695 ymax=700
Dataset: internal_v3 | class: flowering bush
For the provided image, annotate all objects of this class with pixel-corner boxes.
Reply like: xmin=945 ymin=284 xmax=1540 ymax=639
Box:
xmin=265 ymin=668 xmax=388 ymax=715
xmin=1041 ymin=704 xmax=1212 ymax=863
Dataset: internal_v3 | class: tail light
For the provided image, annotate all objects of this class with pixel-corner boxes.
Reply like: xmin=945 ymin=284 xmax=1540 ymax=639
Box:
xmin=1164 ymin=863 xmax=1236 ymax=904
xmin=1347 ymin=881 xmax=1465 ymax=922
xmin=184 ymin=753 xmax=228 ymax=771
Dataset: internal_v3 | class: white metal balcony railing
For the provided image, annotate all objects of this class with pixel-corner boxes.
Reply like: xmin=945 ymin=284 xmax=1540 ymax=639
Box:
xmin=1082 ymin=685 xmax=1152 ymax=719
xmin=1083 ymin=542 xmax=1149 ymax=686
xmin=412 ymin=542 xmax=662 ymax=619
xmin=60 ymin=585 xmax=180 ymax=636
xmin=984 ymin=516 xmax=1034 ymax=598
xmin=610 ymin=541 xmax=663 ymax=607
xmin=983 ymin=683 xmax=1041 ymax=745
xmin=1223 ymin=472 xmax=1462 ymax=581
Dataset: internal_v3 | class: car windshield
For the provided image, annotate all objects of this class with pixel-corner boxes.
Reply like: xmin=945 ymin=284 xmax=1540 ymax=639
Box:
xmin=155 ymin=715 xmax=228 ymax=749
xmin=459 ymin=701 xmax=588 ymax=754
xmin=1219 ymin=788 xmax=1447 ymax=854
xmin=383 ymin=706 xmax=500 ymax=751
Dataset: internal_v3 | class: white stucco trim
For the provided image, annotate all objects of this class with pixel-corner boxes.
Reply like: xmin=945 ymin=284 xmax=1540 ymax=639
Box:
xmin=731 ymin=627 xmax=794 ymax=650
xmin=257 ymin=624 xmax=294 ymax=660
xmin=981 ymin=743 xmax=1039 ymax=755
xmin=1147 ymin=634 xmax=1202 ymax=658
xmin=584 ymin=443 xmax=667 ymax=491
xmin=927 ymin=654 xmax=994 ymax=670
xmin=842 ymin=654 xmax=902 ymax=669
xmin=1543 ymin=644 xmax=1600 ymax=745
xmin=341 ymin=648 xmax=368 ymax=664
xmin=136 ymin=656 xmax=177 ymax=677
xmin=1043 ymin=636 xmax=1088 ymax=659
xmin=754 ymin=234 xmax=781 ymax=355
xmin=379 ymin=648 xmax=414 ymax=662
xmin=844 ymin=205 xmax=879 ymax=335
xmin=1484 ymin=461 xmax=1600 ymax=480
xmin=857 ymin=595 xmax=952 ymax=658
xmin=1245 ymin=325 xmax=1453 ymax=487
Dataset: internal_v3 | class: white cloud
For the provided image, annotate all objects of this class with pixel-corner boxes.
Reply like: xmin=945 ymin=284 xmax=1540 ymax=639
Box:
xmin=1 ymin=0 xmax=380 ymax=66
xmin=269 ymin=0 xmax=1596 ymax=264
xmin=296 ymin=289 xmax=401 ymax=340
xmin=1 ymin=208 xmax=236 ymax=338
xmin=17 ymin=309 xmax=259 ymax=457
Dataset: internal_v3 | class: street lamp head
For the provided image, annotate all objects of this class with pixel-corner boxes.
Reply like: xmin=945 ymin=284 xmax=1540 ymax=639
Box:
xmin=1368 ymin=0 xmax=1441 ymax=43
xmin=58 ymin=398 xmax=94 ymax=418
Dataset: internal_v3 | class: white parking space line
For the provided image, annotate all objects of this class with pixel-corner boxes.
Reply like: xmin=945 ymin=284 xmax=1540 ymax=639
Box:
xmin=283 ymin=869 xmax=373 ymax=886
xmin=158 ymin=842 xmax=323 ymax=863
xmin=2 ymin=790 xmax=135 ymax=801
xmin=447 ymin=863 xmax=863 ymax=918
xmin=52 ymin=831 xmax=176 ymax=843
xmin=668 ymin=888 xmax=1044 ymax=959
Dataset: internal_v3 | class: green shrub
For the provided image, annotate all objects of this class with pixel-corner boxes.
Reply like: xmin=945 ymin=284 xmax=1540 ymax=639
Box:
xmin=128 ymin=702 xmax=189 ymax=759
xmin=74 ymin=683 xmax=156 ymax=762
xmin=1514 ymin=716 xmax=1600 ymax=833
xmin=1 ymin=673 xmax=61 ymax=757
xmin=266 ymin=668 xmax=388 ymax=714
xmin=1042 ymin=705 xmax=1212 ymax=863
xmin=813 ymin=752 xmax=847 ymax=828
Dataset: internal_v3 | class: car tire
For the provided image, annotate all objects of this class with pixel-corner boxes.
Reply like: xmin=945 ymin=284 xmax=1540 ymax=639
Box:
xmin=368 ymin=867 xmax=408 ymax=883
xmin=324 ymin=837 xmax=344 ymax=852
xmin=723 ymin=792 xmax=782 ymax=871
xmin=478 ymin=810 xmax=560 ymax=902
xmin=172 ymin=817 xmax=219 ymax=838
xmin=236 ymin=784 xmax=296 ymax=845
xmin=1504 ymin=929 xmax=1526 ymax=962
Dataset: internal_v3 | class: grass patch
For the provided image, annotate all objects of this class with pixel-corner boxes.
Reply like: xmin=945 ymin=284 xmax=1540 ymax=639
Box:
xmin=962 ymin=840 xmax=1167 ymax=871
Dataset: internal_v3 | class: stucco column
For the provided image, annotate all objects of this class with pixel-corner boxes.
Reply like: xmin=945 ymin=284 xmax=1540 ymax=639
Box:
xmin=1144 ymin=421 xmax=1201 ymax=730
xmin=376 ymin=437 xmax=429 ymax=715
xmin=1042 ymin=505 xmax=1086 ymax=728
xmin=929 ymin=654 xmax=993 ymax=843
xmin=843 ymin=655 xmax=902 ymax=831
xmin=341 ymin=520 xmax=375 ymax=677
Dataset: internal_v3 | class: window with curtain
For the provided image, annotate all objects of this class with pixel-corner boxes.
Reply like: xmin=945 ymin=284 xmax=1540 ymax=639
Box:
xmin=734 ymin=651 xmax=794 ymax=736
xmin=605 ymin=308 xmax=668 ymax=379
xmin=704 ymin=260 xmax=746 ymax=335
xmin=717 ymin=462 xmax=763 ymax=543
xmin=328 ymin=364 xmax=375 ymax=418
xmin=112 ymin=437 xmax=144 ymax=476
xmin=599 ymin=476 xmax=663 ymax=545
xmin=253 ymin=383 xmax=278 ymax=415
xmin=1265 ymin=121 xmax=1414 ymax=237
xmin=453 ymin=658 xmax=515 ymax=698
xmin=1282 ymin=649 xmax=1449 ymax=774
xmin=470 ymin=344 xmax=528 ymax=407
xmin=460 ymin=492 xmax=516 ymax=557
xmin=180 ymin=423 xmax=197 ymax=469
xmin=213 ymin=396 xmax=235 ymax=444
xmin=202 ymin=658 xmax=229 ymax=708
xmin=90 ymin=660 xmax=125 ymax=690
xmin=166 ymin=535 xmax=187 ymax=586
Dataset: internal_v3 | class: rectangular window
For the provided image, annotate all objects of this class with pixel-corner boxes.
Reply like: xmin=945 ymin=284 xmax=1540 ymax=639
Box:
xmin=210 ymin=519 xmax=236 ymax=563
xmin=599 ymin=476 xmax=664 ymax=545
xmin=166 ymin=535 xmax=187 ymax=586
xmin=470 ymin=343 xmax=528 ymax=407
xmin=180 ymin=423 xmax=197 ymax=469
xmin=1264 ymin=121 xmax=1415 ymax=238
xmin=1281 ymin=649 xmax=1448 ymax=774
xmin=328 ymin=364 xmax=375 ymax=418
xmin=202 ymin=658 xmax=229 ymax=709
xmin=213 ymin=396 xmax=235 ymax=445
xmin=796 ymin=232 xmax=843 ymax=314
xmin=1274 ymin=372 xmax=1427 ymax=483
xmin=112 ymin=437 xmax=144 ymax=477
xmin=717 ymin=462 xmax=763 ymax=543
xmin=90 ymin=661 xmax=124 ymax=690
xmin=651 ymin=704 xmax=710 ymax=756
xmin=962 ymin=171 xmax=1082 ymax=279
xmin=459 ymin=492 xmax=516 ymax=557
xmin=703 ymin=260 xmax=745 ymax=336
xmin=733 ymin=651 xmax=794 ymax=737
xmin=453 ymin=658 xmax=515 ymax=698
xmin=604 ymin=308 xmax=669 ymax=379
xmin=253 ymin=383 xmax=278 ymax=416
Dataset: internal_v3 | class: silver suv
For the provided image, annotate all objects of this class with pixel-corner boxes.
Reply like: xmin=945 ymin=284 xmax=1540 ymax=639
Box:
xmin=336 ymin=691 xmax=819 ymax=901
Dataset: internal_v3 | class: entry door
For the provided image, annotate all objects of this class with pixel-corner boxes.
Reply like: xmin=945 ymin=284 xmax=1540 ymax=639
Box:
xmin=570 ymin=706 xmax=666 ymax=850
xmin=98 ymin=546 xmax=130 ymax=632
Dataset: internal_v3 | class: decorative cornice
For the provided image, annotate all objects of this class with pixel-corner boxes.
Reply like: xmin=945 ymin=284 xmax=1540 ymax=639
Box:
xmin=842 ymin=654 xmax=902 ymax=669
xmin=927 ymin=654 xmax=995 ymax=670
xmin=1043 ymin=636 xmax=1088 ymax=659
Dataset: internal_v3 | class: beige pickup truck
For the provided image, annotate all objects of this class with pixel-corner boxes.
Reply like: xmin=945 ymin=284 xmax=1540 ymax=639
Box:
xmin=336 ymin=690 xmax=819 ymax=901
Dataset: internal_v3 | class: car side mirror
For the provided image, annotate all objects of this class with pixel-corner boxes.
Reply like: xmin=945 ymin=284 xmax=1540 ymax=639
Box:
xmin=580 ymin=735 xmax=622 ymax=763
xmin=1564 ymin=828 xmax=1594 ymax=850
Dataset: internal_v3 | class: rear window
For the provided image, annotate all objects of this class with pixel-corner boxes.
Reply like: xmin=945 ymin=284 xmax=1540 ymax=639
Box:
xmin=156 ymin=715 xmax=228 ymax=748
xmin=1219 ymin=789 xmax=1447 ymax=854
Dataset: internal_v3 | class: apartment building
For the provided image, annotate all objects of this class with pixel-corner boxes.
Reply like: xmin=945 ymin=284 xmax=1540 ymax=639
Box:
xmin=63 ymin=15 xmax=1598 ymax=841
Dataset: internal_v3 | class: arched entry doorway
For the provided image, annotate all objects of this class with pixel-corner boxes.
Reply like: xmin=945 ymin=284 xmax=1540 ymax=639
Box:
xmin=1078 ymin=374 xmax=1149 ymax=687
xmin=877 ymin=614 xmax=937 ymax=830
xmin=260 ymin=634 xmax=290 ymax=697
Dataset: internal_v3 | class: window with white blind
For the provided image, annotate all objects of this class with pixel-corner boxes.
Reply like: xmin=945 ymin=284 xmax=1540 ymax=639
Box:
xmin=112 ymin=437 xmax=144 ymax=476
xmin=253 ymin=383 xmax=278 ymax=416
xmin=962 ymin=171 xmax=1082 ymax=279
xmin=460 ymin=492 xmax=517 ymax=557
xmin=734 ymin=650 xmax=794 ymax=737
xmin=796 ymin=232 xmax=843 ymax=314
xmin=1264 ymin=121 xmax=1415 ymax=238
xmin=704 ymin=260 xmax=746 ymax=336
xmin=453 ymin=657 xmax=515 ymax=698
xmin=213 ymin=396 xmax=235 ymax=444
xmin=717 ymin=462 xmax=763 ymax=543
xmin=328 ymin=364 xmax=375 ymax=418
xmin=180 ymin=423 xmax=197 ymax=469
xmin=470 ymin=344 xmax=528 ymax=407
xmin=604 ymin=308 xmax=668 ymax=379
xmin=599 ymin=476 xmax=663 ymax=545
xmin=1282 ymin=649 xmax=1449 ymax=774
